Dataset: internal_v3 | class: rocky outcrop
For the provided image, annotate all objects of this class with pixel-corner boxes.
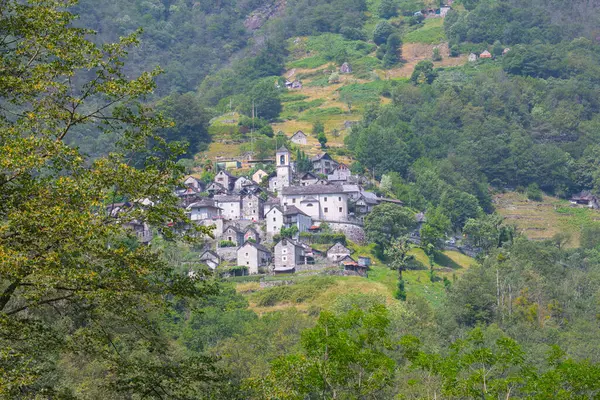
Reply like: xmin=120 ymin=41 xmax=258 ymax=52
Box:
xmin=244 ymin=0 xmax=286 ymax=30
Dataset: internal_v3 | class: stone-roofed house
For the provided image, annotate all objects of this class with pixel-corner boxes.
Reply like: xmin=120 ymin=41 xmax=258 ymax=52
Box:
xmin=206 ymin=181 xmax=228 ymax=196
xmin=265 ymin=205 xmax=284 ymax=235
xmin=283 ymin=205 xmax=312 ymax=234
xmin=244 ymin=226 xmax=261 ymax=243
xmin=242 ymin=193 xmax=264 ymax=221
xmin=223 ymin=224 xmax=244 ymax=246
xmin=252 ymin=169 xmax=268 ymax=184
xmin=199 ymin=250 xmax=221 ymax=270
xmin=263 ymin=197 xmax=281 ymax=217
xmin=311 ymin=153 xmax=339 ymax=175
xmin=215 ymin=170 xmax=236 ymax=191
xmin=328 ymin=163 xmax=352 ymax=183
xmin=468 ymin=53 xmax=477 ymax=62
xmin=233 ymin=176 xmax=253 ymax=193
xmin=340 ymin=62 xmax=352 ymax=74
xmin=290 ymin=130 xmax=308 ymax=145
xmin=570 ymin=191 xmax=600 ymax=209
xmin=215 ymin=194 xmax=242 ymax=220
xmin=183 ymin=176 xmax=203 ymax=191
xmin=327 ymin=242 xmax=352 ymax=262
xmin=300 ymin=172 xmax=319 ymax=186
xmin=480 ymin=50 xmax=492 ymax=59
xmin=281 ymin=184 xmax=349 ymax=222
xmin=237 ymin=241 xmax=272 ymax=274
xmin=273 ymin=239 xmax=305 ymax=273
xmin=187 ymin=199 xmax=222 ymax=221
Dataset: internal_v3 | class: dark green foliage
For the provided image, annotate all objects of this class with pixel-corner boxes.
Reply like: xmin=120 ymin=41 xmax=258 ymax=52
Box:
xmin=312 ymin=120 xmax=325 ymax=136
xmin=410 ymin=60 xmax=437 ymax=84
xmin=317 ymin=131 xmax=328 ymax=148
xmin=364 ymin=204 xmax=415 ymax=249
xmin=298 ymin=232 xmax=347 ymax=245
xmin=379 ymin=0 xmax=398 ymax=19
xmin=373 ymin=21 xmax=395 ymax=45
xmin=383 ymin=33 xmax=403 ymax=67
xmin=295 ymin=150 xmax=313 ymax=173
xmin=580 ymin=224 xmax=600 ymax=250
xmin=219 ymin=240 xmax=236 ymax=248
xmin=240 ymin=79 xmax=283 ymax=121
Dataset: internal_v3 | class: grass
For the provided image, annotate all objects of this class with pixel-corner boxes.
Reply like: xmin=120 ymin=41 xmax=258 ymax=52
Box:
xmin=495 ymin=191 xmax=600 ymax=247
xmin=403 ymin=18 xmax=446 ymax=44
xmin=338 ymin=81 xmax=386 ymax=104
xmin=288 ymin=55 xmax=329 ymax=69
xmin=280 ymin=93 xmax=310 ymax=103
xmin=299 ymin=107 xmax=345 ymax=122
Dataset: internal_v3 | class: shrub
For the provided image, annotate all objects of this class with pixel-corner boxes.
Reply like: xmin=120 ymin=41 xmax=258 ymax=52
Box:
xmin=251 ymin=277 xmax=335 ymax=307
xmin=219 ymin=240 xmax=236 ymax=248
xmin=526 ymin=183 xmax=543 ymax=201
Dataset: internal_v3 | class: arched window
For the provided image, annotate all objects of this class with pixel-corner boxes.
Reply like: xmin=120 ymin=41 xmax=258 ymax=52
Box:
xmin=280 ymin=154 xmax=285 ymax=165
xmin=306 ymin=203 xmax=313 ymax=207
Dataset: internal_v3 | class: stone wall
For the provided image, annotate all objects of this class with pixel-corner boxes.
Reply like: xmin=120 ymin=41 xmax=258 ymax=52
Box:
xmin=324 ymin=221 xmax=366 ymax=244
xmin=217 ymin=247 xmax=237 ymax=262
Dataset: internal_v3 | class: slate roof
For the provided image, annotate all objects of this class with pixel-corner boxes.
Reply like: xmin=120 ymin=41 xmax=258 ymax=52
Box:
xmin=300 ymin=196 xmax=318 ymax=203
xmin=300 ymin=172 xmax=318 ymax=180
xmin=311 ymin=153 xmax=333 ymax=162
xmin=187 ymin=200 xmax=221 ymax=210
xmin=281 ymin=184 xmax=345 ymax=196
xmin=200 ymin=250 xmax=220 ymax=260
xmin=277 ymin=145 xmax=290 ymax=153
xmin=283 ymin=205 xmax=309 ymax=217
xmin=214 ymin=194 xmax=242 ymax=203
xmin=241 ymin=241 xmax=271 ymax=253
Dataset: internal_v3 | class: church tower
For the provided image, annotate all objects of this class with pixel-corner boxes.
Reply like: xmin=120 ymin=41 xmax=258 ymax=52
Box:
xmin=276 ymin=146 xmax=291 ymax=188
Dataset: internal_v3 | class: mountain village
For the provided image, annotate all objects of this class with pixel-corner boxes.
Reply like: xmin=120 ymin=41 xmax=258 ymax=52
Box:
xmin=170 ymin=145 xmax=406 ymax=276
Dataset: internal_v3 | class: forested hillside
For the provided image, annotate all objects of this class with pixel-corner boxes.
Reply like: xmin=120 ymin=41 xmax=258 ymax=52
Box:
xmin=2 ymin=0 xmax=600 ymax=398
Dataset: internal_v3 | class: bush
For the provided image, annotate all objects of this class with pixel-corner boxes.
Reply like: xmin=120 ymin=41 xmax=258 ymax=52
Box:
xmin=526 ymin=183 xmax=543 ymax=202
xmin=298 ymin=232 xmax=347 ymax=245
xmin=219 ymin=240 xmax=236 ymax=248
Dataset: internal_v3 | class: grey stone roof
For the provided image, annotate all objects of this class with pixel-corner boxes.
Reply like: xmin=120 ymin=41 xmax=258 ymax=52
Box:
xmin=187 ymin=200 xmax=221 ymax=210
xmin=283 ymin=205 xmax=309 ymax=217
xmin=311 ymin=153 xmax=333 ymax=162
xmin=277 ymin=145 xmax=289 ymax=153
xmin=241 ymin=241 xmax=271 ymax=254
xmin=214 ymin=194 xmax=241 ymax=203
xmin=300 ymin=196 xmax=318 ymax=203
xmin=281 ymin=184 xmax=345 ymax=196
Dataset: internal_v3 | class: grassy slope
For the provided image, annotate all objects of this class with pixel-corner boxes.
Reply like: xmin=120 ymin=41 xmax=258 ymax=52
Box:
xmin=495 ymin=192 xmax=600 ymax=247
xmin=239 ymin=246 xmax=476 ymax=314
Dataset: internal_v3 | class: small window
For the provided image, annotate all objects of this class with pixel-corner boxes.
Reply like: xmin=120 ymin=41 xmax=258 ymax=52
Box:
xmin=282 ymin=256 xmax=287 ymax=261
xmin=292 ymin=198 xmax=296 ymax=203
xmin=246 ymin=261 xmax=249 ymax=265
xmin=339 ymin=207 xmax=343 ymax=213
xmin=228 ymin=236 xmax=232 ymax=241
xmin=282 ymin=249 xmax=287 ymax=254
xmin=338 ymin=197 xmax=341 ymax=201
xmin=245 ymin=253 xmax=249 ymax=257
xmin=324 ymin=207 xmax=328 ymax=213
xmin=273 ymin=217 xmax=276 ymax=222
xmin=324 ymin=197 xmax=327 ymax=202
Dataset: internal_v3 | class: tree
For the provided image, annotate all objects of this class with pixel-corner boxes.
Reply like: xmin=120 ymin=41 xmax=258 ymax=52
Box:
xmin=0 ymin=1 xmax=217 ymax=397
xmin=463 ymin=214 xmax=507 ymax=251
xmin=317 ymin=131 xmax=328 ymax=148
xmin=364 ymin=204 xmax=416 ymax=250
xmin=385 ymin=238 xmax=414 ymax=300
xmin=373 ymin=21 xmax=395 ymax=45
xmin=156 ymin=92 xmax=211 ymax=155
xmin=420 ymin=207 xmax=451 ymax=250
xmin=410 ymin=60 xmax=437 ymax=84
xmin=378 ymin=0 xmax=398 ymax=18
xmin=249 ymin=306 xmax=396 ymax=399
xmin=312 ymin=120 xmax=325 ymax=136
xmin=432 ymin=47 xmax=442 ymax=61
xmin=295 ymin=150 xmax=313 ymax=173
xmin=242 ymin=79 xmax=282 ymax=121
xmin=383 ymin=33 xmax=403 ymax=67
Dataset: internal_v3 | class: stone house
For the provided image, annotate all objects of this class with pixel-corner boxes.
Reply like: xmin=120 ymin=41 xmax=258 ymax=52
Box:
xmin=183 ymin=176 xmax=203 ymax=191
xmin=187 ymin=199 xmax=222 ymax=221
xmin=223 ymin=224 xmax=244 ymax=246
xmin=290 ymin=130 xmax=308 ymax=145
xmin=123 ymin=220 xmax=153 ymax=244
xmin=252 ymin=169 xmax=268 ymax=184
xmin=244 ymin=226 xmax=261 ymax=243
xmin=328 ymin=164 xmax=352 ymax=182
xmin=280 ymin=184 xmax=349 ymax=222
xmin=273 ymin=239 xmax=304 ymax=273
xmin=206 ymin=182 xmax=228 ymax=196
xmin=265 ymin=205 xmax=284 ymax=235
xmin=480 ymin=50 xmax=492 ymax=59
xmin=215 ymin=170 xmax=236 ymax=191
xmin=242 ymin=193 xmax=264 ymax=221
xmin=300 ymin=172 xmax=319 ymax=186
xmin=283 ymin=205 xmax=312 ymax=234
xmin=468 ymin=53 xmax=477 ymax=62
xmin=311 ymin=153 xmax=339 ymax=175
xmin=214 ymin=194 xmax=242 ymax=220
xmin=233 ymin=176 xmax=252 ymax=193
xmin=199 ymin=250 xmax=221 ymax=270
xmin=340 ymin=62 xmax=352 ymax=74
xmin=570 ymin=191 xmax=600 ymax=209
xmin=263 ymin=197 xmax=281 ymax=217
xmin=237 ymin=242 xmax=272 ymax=274
xmin=327 ymin=242 xmax=352 ymax=262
